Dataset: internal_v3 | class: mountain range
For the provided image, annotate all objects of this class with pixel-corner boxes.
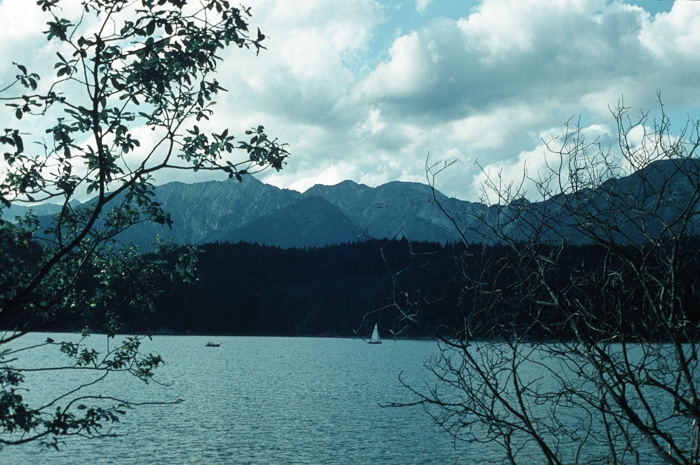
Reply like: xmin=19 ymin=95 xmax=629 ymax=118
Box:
xmin=118 ymin=176 xmax=475 ymax=248
xmin=5 ymin=175 xmax=476 ymax=248
xmin=5 ymin=157 xmax=700 ymax=248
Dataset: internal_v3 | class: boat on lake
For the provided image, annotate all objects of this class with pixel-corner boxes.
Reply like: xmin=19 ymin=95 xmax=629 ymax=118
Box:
xmin=368 ymin=324 xmax=382 ymax=344
xmin=205 ymin=342 xmax=220 ymax=347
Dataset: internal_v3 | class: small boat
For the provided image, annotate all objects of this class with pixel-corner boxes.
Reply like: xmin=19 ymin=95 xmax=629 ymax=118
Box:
xmin=368 ymin=324 xmax=382 ymax=344
xmin=205 ymin=342 xmax=220 ymax=347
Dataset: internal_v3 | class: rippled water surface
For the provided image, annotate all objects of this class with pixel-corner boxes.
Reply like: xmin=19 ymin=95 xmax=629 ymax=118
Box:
xmin=3 ymin=335 xmax=476 ymax=464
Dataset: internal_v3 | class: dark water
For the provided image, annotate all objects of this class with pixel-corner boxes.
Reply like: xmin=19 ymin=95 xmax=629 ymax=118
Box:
xmin=2 ymin=335 xmax=475 ymax=464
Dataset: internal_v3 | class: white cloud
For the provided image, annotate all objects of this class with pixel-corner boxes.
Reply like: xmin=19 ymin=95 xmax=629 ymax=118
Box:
xmin=0 ymin=0 xmax=47 ymax=63
xmin=2 ymin=0 xmax=700 ymax=202
xmin=471 ymin=122 xmax=622 ymax=203
xmin=641 ymin=2 xmax=700 ymax=60
xmin=450 ymin=105 xmax=541 ymax=150
xmin=354 ymin=31 xmax=432 ymax=101
xmin=362 ymin=108 xmax=387 ymax=134
xmin=356 ymin=0 xmax=662 ymax=117
xmin=416 ymin=0 xmax=433 ymax=13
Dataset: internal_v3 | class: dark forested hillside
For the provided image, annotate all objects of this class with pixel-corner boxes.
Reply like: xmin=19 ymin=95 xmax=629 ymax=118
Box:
xmin=6 ymin=237 xmax=698 ymax=339
xmin=134 ymin=236 xmax=700 ymax=340
xmin=0 ymin=238 xmax=460 ymax=338
xmin=133 ymin=240 xmax=461 ymax=338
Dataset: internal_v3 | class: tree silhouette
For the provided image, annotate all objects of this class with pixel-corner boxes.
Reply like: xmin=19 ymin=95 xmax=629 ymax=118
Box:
xmin=391 ymin=100 xmax=700 ymax=464
xmin=0 ymin=0 xmax=287 ymax=450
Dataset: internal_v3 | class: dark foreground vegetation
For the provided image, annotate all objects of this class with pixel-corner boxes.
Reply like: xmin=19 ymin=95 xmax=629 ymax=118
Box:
xmin=2 ymin=239 xmax=454 ymax=337
xmin=5 ymin=237 xmax=699 ymax=341
xmin=0 ymin=0 xmax=290 ymax=449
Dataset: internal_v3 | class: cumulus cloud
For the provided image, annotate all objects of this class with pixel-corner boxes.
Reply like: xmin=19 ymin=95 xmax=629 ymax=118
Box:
xmin=0 ymin=0 xmax=49 ymax=64
xmin=356 ymin=0 xmax=662 ymax=118
xmin=347 ymin=0 xmax=700 ymax=199
xmin=416 ymin=0 xmax=433 ymax=13
xmin=471 ymin=123 xmax=619 ymax=203
xmin=1 ymin=0 xmax=699 ymax=201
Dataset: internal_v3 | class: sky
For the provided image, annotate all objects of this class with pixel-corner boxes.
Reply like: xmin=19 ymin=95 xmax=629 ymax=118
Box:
xmin=0 ymin=0 xmax=698 ymax=201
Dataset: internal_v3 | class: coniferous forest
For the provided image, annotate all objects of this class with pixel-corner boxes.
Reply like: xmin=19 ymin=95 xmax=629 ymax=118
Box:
xmin=133 ymin=239 xmax=461 ymax=338
xmin=7 ymin=237 xmax=698 ymax=340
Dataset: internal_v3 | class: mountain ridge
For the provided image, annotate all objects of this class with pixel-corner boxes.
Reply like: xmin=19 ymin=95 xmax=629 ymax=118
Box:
xmin=4 ymin=158 xmax=699 ymax=248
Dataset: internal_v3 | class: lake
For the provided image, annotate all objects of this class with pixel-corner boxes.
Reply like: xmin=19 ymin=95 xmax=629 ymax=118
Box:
xmin=2 ymin=334 xmax=476 ymax=464
xmin=5 ymin=335 xmax=693 ymax=464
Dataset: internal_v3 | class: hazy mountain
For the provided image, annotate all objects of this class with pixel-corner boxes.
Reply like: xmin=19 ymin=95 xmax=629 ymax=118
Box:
xmin=122 ymin=176 xmax=303 ymax=245
xmin=4 ymin=158 xmax=698 ymax=248
xmin=304 ymin=180 xmax=480 ymax=242
xmin=491 ymin=157 xmax=700 ymax=244
xmin=3 ymin=200 xmax=79 ymax=220
xmin=229 ymin=195 xmax=359 ymax=248
xmin=112 ymin=176 xmax=480 ymax=248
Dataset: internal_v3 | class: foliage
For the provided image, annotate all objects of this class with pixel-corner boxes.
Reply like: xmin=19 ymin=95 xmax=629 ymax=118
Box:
xmin=0 ymin=0 xmax=287 ymax=450
xmin=391 ymin=101 xmax=700 ymax=464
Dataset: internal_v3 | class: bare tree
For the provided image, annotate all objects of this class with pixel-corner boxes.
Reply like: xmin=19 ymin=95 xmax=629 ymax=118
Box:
xmin=390 ymin=100 xmax=700 ymax=465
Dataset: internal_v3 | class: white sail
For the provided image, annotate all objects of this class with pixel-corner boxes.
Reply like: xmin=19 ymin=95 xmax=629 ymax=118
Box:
xmin=369 ymin=324 xmax=381 ymax=344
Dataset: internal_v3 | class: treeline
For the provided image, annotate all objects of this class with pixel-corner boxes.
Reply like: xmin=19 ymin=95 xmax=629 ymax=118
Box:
xmin=5 ymin=238 xmax=699 ymax=339
xmin=137 ymin=239 xmax=461 ymax=338
xmin=134 ymin=238 xmax=700 ymax=340
xmin=1 ymin=238 xmax=458 ymax=338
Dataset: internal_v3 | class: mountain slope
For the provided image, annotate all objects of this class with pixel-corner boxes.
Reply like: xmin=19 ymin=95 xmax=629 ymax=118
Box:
xmin=228 ymin=196 xmax=359 ymax=248
xmin=116 ymin=176 xmax=477 ymax=247
xmin=304 ymin=180 xmax=480 ymax=242
xmin=6 ymin=158 xmax=698 ymax=249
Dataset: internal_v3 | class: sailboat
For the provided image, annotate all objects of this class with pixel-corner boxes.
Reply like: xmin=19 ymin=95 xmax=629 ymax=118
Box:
xmin=368 ymin=324 xmax=382 ymax=344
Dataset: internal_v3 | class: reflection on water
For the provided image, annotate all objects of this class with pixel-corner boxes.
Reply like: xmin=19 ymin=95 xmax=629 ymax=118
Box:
xmin=2 ymin=335 xmax=471 ymax=465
